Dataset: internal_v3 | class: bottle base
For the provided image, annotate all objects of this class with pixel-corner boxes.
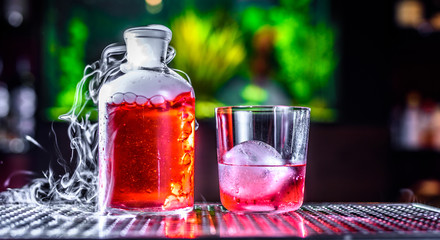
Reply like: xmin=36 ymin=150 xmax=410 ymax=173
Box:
xmin=102 ymin=206 xmax=194 ymax=216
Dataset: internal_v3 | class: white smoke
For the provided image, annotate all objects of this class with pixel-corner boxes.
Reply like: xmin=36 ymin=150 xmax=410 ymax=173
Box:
xmin=0 ymin=47 xmax=126 ymax=212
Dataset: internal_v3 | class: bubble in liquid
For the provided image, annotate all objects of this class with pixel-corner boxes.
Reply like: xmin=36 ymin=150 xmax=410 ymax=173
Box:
xmin=135 ymin=96 xmax=148 ymax=105
xmin=180 ymin=153 xmax=192 ymax=165
xmin=112 ymin=93 xmax=124 ymax=104
xmin=124 ymin=93 xmax=136 ymax=103
xmin=178 ymin=122 xmax=192 ymax=141
xmin=150 ymin=95 xmax=165 ymax=105
xmin=183 ymin=141 xmax=193 ymax=152
xmin=171 ymin=183 xmax=182 ymax=195
xmin=182 ymin=112 xmax=194 ymax=122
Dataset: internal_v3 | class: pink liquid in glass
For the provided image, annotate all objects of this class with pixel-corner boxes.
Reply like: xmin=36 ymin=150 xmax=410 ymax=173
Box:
xmin=218 ymin=163 xmax=306 ymax=213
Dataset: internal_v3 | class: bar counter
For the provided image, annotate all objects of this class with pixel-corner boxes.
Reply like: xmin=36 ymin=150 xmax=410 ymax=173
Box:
xmin=1 ymin=202 xmax=440 ymax=239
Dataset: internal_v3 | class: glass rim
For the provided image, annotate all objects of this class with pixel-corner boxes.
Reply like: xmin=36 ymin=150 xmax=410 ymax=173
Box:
xmin=215 ymin=105 xmax=310 ymax=113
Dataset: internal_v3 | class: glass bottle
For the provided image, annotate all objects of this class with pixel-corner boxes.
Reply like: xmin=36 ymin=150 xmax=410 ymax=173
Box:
xmin=98 ymin=25 xmax=195 ymax=214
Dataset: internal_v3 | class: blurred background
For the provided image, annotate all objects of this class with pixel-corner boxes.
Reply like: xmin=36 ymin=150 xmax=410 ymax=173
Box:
xmin=1 ymin=0 xmax=440 ymax=206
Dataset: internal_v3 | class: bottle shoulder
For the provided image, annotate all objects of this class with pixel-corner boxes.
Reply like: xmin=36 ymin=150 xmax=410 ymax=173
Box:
xmin=99 ymin=69 xmax=194 ymax=102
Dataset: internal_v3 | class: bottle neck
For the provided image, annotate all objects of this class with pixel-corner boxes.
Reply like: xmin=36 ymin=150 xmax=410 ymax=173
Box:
xmin=125 ymin=37 xmax=168 ymax=69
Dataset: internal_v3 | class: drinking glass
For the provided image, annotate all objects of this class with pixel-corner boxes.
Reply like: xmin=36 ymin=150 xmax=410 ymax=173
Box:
xmin=215 ymin=106 xmax=310 ymax=213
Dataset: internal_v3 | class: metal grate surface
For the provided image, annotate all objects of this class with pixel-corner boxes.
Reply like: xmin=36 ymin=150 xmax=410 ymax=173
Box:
xmin=1 ymin=203 xmax=440 ymax=239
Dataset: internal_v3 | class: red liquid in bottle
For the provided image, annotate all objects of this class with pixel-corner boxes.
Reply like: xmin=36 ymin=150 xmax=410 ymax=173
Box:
xmin=102 ymin=92 xmax=195 ymax=212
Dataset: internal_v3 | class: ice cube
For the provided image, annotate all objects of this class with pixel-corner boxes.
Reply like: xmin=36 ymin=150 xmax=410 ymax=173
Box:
xmin=222 ymin=140 xmax=284 ymax=165
xmin=219 ymin=140 xmax=293 ymax=199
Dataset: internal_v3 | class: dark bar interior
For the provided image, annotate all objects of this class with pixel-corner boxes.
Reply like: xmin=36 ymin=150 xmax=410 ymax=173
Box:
xmin=1 ymin=0 xmax=440 ymax=238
